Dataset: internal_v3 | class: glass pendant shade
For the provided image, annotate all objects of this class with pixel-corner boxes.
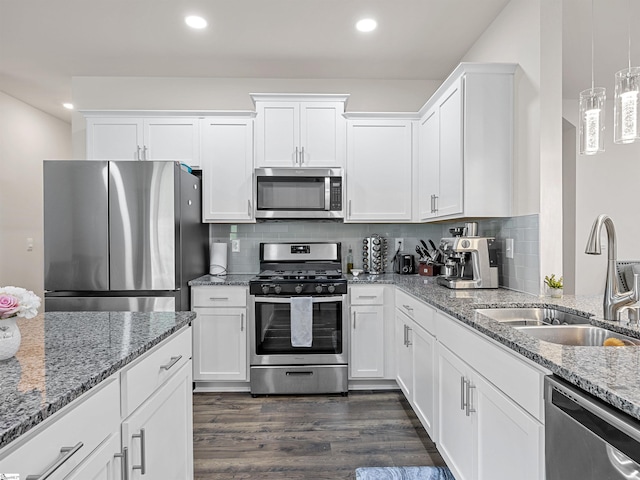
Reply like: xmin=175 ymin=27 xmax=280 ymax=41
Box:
xmin=614 ymin=66 xmax=640 ymax=144
xmin=579 ymin=87 xmax=606 ymax=155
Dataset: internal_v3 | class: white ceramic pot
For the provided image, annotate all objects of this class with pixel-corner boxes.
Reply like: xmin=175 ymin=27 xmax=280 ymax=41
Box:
xmin=0 ymin=317 xmax=21 ymax=360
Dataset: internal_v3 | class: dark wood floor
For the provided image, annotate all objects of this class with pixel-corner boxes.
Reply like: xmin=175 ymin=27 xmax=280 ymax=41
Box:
xmin=193 ymin=390 xmax=447 ymax=480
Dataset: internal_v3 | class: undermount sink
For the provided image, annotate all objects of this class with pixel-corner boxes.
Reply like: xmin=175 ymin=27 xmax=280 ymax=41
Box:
xmin=475 ymin=307 xmax=591 ymax=326
xmin=515 ymin=325 xmax=640 ymax=346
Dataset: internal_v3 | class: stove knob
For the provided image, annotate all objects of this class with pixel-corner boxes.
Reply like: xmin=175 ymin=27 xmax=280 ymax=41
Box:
xmin=274 ymin=285 xmax=282 ymax=294
xmin=328 ymin=285 xmax=336 ymax=294
xmin=261 ymin=285 xmax=270 ymax=294
xmin=295 ymin=284 xmax=303 ymax=294
xmin=315 ymin=285 xmax=323 ymax=294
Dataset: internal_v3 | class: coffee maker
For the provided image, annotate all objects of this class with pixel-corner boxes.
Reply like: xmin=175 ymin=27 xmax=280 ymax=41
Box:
xmin=436 ymin=236 xmax=499 ymax=289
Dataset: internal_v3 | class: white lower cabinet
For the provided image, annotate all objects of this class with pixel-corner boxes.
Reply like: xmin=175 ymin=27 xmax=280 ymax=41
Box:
xmin=65 ymin=432 xmax=123 ymax=480
xmin=191 ymin=286 xmax=248 ymax=383
xmin=435 ymin=311 xmax=546 ymax=480
xmin=122 ymin=361 xmax=194 ymax=480
xmin=411 ymin=323 xmax=437 ymax=436
xmin=349 ymin=285 xmax=395 ymax=381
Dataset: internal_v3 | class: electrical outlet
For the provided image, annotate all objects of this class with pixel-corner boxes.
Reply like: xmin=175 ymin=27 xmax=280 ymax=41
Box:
xmin=505 ymin=238 xmax=514 ymax=259
xmin=395 ymin=238 xmax=404 ymax=252
xmin=231 ymin=239 xmax=240 ymax=252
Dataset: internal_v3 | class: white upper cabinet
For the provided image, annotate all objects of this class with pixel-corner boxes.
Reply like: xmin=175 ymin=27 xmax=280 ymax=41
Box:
xmin=201 ymin=115 xmax=255 ymax=223
xmin=345 ymin=115 xmax=415 ymax=222
xmin=84 ymin=114 xmax=202 ymax=167
xmin=252 ymin=94 xmax=348 ymax=167
xmin=418 ymin=63 xmax=516 ymax=221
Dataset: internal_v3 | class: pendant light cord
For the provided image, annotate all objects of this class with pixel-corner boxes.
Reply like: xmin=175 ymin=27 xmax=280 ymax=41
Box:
xmin=591 ymin=0 xmax=595 ymax=91
xmin=628 ymin=0 xmax=632 ymax=71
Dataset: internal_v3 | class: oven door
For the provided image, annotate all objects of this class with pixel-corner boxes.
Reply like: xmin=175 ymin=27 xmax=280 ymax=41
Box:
xmin=250 ymin=295 xmax=348 ymax=365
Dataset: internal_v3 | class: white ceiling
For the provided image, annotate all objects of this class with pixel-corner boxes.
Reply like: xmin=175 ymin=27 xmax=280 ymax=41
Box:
xmin=0 ymin=0 xmax=637 ymax=123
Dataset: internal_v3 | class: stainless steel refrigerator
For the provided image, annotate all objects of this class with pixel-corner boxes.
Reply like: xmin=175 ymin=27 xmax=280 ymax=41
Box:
xmin=44 ymin=160 xmax=209 ymax=312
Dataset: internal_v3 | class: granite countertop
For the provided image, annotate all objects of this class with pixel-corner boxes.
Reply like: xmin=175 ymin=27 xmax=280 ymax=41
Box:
xmin=189 ymin=272 xmax=640 ymax=420
xmin=0 ymin=311 xmax=195 ymax=450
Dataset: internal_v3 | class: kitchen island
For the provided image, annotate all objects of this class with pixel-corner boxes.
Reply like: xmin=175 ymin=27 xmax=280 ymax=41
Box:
xmin=0 ymin=310 xmax=195 ymax=477
xmin=191 ymin=272 xmax=640 ymax=421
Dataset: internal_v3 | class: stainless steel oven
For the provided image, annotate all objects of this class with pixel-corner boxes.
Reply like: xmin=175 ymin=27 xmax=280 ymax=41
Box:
xmin=248 ymin=242 xmax=348 ymax=395
xmin=254 ymin=167 xmax=343 ymax=219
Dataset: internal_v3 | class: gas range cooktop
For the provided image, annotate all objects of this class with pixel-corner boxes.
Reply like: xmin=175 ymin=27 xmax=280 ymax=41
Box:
xmin=249 ymin=242 xmax=347 ymax=296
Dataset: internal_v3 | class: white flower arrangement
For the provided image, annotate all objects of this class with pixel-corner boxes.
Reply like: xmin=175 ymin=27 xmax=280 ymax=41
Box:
xmin=0 ymin=286 xmax=41 ymax=319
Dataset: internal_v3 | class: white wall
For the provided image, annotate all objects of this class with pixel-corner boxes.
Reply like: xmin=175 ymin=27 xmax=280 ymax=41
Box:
xmin=71 ymin=76 xmax=441 ymax=157
xmin=461 ymin=0 xmax=563 ymax=293
xmin=0 ymin=91 xmax=71 ymax=302
xmin=563 ymin=99 xmax=640 ymax=295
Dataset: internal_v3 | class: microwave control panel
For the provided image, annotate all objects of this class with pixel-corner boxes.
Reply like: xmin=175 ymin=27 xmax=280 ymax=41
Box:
xmin=330 ymin=179 xmax=342 ymax=211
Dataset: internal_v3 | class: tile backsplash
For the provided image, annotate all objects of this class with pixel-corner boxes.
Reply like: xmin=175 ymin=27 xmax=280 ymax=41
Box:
xmin=208 ymin=214 xmax=540 ymax=295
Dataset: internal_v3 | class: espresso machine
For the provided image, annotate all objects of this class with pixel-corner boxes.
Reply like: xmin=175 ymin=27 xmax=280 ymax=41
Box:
xmin=436 ymin=236 xmax=499 ymax=289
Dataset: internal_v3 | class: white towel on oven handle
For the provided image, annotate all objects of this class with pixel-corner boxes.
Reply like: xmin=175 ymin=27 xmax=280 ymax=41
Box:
xmin=290 ymin=297 xmax=313 ymax=347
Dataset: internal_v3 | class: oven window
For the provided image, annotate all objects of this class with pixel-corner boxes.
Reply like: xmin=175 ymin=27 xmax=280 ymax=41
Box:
xmin=254 ymin=300 xmax=343 ymax=354
xmin=257 ymin=177 xmax=326 ymax=211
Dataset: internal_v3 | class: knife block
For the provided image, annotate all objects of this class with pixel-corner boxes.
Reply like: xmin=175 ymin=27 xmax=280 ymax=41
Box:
xmin=419 ymin=262 xmax=440 ymax=276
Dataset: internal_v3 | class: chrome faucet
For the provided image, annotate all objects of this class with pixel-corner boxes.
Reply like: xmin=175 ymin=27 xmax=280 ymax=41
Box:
xmin=585 ymin=214 xmax=640 ymax=320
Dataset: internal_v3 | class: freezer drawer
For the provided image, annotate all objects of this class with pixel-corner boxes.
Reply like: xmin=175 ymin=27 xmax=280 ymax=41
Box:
xmin=45 ymin=295 xmax=177 ymax=312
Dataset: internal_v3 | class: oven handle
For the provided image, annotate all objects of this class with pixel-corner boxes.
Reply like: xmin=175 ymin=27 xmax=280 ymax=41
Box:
xmin=253 ymin=296 xmax=344 ymax=304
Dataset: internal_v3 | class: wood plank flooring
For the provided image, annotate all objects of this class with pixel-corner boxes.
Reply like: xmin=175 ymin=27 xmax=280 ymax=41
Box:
xmin=193 ymin=390 xmax=447 ymax=480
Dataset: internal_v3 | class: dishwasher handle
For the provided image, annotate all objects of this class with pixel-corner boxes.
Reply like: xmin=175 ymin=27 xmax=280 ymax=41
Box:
xmin=546 ymin=376 xmax=640 ymax=445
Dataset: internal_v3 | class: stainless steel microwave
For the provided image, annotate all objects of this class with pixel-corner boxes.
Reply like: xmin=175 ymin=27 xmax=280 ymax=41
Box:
xmin=254 ymin=167 xmax=344 ymax=219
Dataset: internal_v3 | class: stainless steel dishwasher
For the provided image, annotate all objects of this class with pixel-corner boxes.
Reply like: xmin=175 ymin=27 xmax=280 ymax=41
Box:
xmin=546 ymin=376 xmax=640 ymax=479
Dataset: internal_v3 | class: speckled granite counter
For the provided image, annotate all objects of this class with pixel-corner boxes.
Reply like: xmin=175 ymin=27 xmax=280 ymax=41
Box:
xmin=189 ymin=274 xmax=254 ymax=286
xmin=0 ymin=311 xmax=195 ymax=450
xmin=189 ymin=272 xmax=640 ymax=421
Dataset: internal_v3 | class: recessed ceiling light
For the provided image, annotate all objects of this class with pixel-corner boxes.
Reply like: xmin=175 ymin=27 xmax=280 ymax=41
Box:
xmin=62 ymin=103 xmax=74 ymax=110
xmin=185 ymin=15 xmax=207 ymax=29
xmin=356 ymin=18 xmax=377 ymax=33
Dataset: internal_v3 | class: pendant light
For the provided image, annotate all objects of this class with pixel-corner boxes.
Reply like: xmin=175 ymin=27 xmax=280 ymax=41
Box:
xmin=614 ymin=0 xmax=640 ymax=144
xmin=579 ymin=0 xmax=606 ymax=155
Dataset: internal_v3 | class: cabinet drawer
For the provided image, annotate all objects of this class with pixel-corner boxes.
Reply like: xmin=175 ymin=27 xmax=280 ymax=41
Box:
xmin=436 ymin=312 xmax=547 ymax=421
xmin=350 ymin=285 xmax=385 ymax=305
xmin=121 ymin=326 xmax=191 ymax=417
xmin=396 ymin=289 xmax=435 ymax=334
xmin=192 ymin=286 xmax=247 ymax=308
xmin=0 ymin=376 xmax=120 ymax=478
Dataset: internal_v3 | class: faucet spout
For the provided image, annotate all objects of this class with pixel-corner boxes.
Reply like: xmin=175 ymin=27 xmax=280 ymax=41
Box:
xmin=585 ymin=214 xmax=640 ymax=320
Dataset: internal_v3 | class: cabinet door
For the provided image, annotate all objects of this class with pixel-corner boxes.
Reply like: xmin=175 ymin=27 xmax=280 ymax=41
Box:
xmin=201 ymin=117 xmax=254 ymax=222
xmin=475 ymin=375 xmax=543 ymax=480
xmin=300 ymin=102 xmax=345 ymax=167
xmin=418 ymin=108 xmax=439 ymax=221
xmin=66 ymin=432 xmax=122 ymax=480
xmin=395 ymin=310 xmax=413 ymax=398
xmin=436 ymin=79 xmax=464 ymax=218
xmin=346 ymin=119 xmax=413 ymax=222
xmin=86 ymin=117 xmax=143 ymax=160
xmin=255 ymin=102 xmax=299 ymax=167
xmin=437 ymin=344 xmax=475 ymax=480
xmin=122 ymin=361 xmax=193 ymax=480
xmin=412 ymin=325 xmax=436 ymax=438
xmin=193 ymin=307 xmax=247 ymax=381
xmin=144 ymin=118 xmax=201 ymax=167
xmin=350 ymin=305 xmax=385 ymax=378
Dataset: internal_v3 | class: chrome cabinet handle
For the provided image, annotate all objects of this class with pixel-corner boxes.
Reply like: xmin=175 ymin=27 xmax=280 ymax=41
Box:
xmin=209 ymin=297 xmax=229 ymax=301
xmin=240 ymin=313 xmax=244 ymax=332
xmin=349 ymin=200 xmax=352 ymax=216
xmin=403 ymin=304 xmax=414 ymax=314
xmin=430 ymin=194 xmax=434 ymax=213
xmin=114 ymin=447 xmax=129 ymax=480
xmin=26 ymin=442 xmax=84 ymax=479
xmin=136 ymin=146 xmax=142 ymax=161
xmin=466 ymin=382 xmax=476 ymax=416
xmin=406 ymin=326 xmax=412 ymax=346
xmin=295 ymin=146 xmax=299 ymax=165
xmin=300 ymin=146 xmax=305 ymax=164
xmin=142 ymin=145 xmax=148 ymax=161
xmin=248 ymin=199 xmax=252 ymax=216
xmin=403 ymin=324 xmax=407 ymax=346
xmin=434 ymin=195 xmax=438 ymax=213
xmin=132 ymin=428 xmax=146 ymax=474
xmin=161 ymin=355 xmax=182 ymax=370
xmin=461 ymin=376 xmax=467 ymax=411
xmin=353 ymin=311 xmax=357 ymax=329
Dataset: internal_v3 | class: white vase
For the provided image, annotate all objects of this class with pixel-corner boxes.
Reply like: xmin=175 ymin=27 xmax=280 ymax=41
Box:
xmin=549 ymin=287 xmax=563 ymax=299
xmin=0 ymin=317 xmax=21 ymax=361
